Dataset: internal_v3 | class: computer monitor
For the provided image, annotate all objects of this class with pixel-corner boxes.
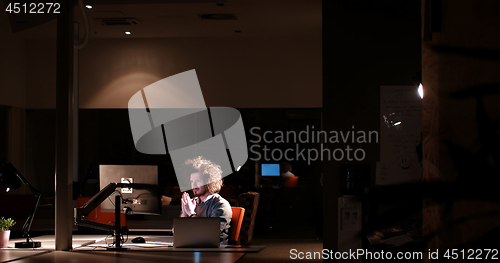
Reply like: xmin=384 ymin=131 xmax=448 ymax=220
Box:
xmin=261 ymin=163 xmax=280 ymax=176
xmin=99 ymin=165 xmax=160 ymax=215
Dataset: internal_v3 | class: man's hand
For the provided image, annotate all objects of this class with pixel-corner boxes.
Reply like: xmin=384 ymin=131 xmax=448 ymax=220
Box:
xmin=181 ymin=192 xmax=196 ymax=217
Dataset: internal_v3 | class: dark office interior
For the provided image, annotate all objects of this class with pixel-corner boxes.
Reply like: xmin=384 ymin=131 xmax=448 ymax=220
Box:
xmin=1 ymin=0 xmax=500 ymax=262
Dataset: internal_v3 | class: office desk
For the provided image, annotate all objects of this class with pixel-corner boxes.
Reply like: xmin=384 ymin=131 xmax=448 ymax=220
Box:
xmin=4 ymin=235 xmax=105 ymax=250
xmin=1 ymin=235 xmax=263 ymax=263
xmin=0 ymin=250 xmax=51 ymax=262
xmin=1 ymin=250 xmax=244 ymax=263
xmin=74 ymin=235 xmax=264 ymax=252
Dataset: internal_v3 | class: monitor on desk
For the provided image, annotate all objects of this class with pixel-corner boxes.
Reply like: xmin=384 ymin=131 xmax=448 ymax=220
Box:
xmin=261 ymin=163 xmax=280 ymax=176
xmin=99 ymin=165 xmax=160 ymax=215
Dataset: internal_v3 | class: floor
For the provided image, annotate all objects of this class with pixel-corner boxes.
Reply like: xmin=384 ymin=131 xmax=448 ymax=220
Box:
xmin=1 ymin=250 xmax=245 ymax=263
xmin=238 ymin=238 xmax=323 ymax=263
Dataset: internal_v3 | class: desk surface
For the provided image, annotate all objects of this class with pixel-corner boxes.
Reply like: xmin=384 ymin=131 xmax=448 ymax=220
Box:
xmin=4 ymin=235 xmax=104 ymax=250
xmin=1 ymin=250 xmax=245 ymax=263
xmin=78 ymin=235 xmax=264 ymax=253
xmin=5 ymin=235 xmax=263 ymax=252
xmin=1 ymin=235 xmax=263 ymax=263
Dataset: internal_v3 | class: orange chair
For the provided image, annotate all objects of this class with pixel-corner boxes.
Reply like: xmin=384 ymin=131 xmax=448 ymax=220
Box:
xmin=228 ymin=207 xmax=245 ymax=245
xmin=283 ymin=176 xmax=299 ymax=187
xmin=76 ymin=197 xmax=126 ymax=227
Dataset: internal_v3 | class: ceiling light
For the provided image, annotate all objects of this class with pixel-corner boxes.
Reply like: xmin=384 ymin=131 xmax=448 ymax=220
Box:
xmin=125 ymin=31 xmax=131 ymax=35
xmin=418 ymin=83 xmax=424 ymax=99
xmin=85 ymin=5 xmax=92 ymax=9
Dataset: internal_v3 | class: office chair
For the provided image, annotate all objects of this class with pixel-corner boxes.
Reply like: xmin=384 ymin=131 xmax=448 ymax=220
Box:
xmin=281 ymin=176 xmax=300 ymax=209
xmin=228 ymin=207 xmax=245 ymax=245
xmin=283 ymin=176 xmax=299 ymax=187
xmin=236 ymin=192 xmax=260 ymax=245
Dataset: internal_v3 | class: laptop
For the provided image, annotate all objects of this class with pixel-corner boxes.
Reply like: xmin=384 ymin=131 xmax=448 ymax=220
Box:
xmin=173 ymin=217 xmax=220 ymax=248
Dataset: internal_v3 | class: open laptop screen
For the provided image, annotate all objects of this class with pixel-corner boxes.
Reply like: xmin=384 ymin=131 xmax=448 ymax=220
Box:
xmin=173 ymin=217 xmax=220 ymax=248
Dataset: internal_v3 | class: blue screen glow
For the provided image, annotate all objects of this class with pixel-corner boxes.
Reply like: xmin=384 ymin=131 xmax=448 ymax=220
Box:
xmin=261 ymin=164 xmax=280 ymax=176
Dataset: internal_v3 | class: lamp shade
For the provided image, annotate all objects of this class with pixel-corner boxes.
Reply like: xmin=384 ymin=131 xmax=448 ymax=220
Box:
xmin=0 ymin=160 xmax=22 ymax=190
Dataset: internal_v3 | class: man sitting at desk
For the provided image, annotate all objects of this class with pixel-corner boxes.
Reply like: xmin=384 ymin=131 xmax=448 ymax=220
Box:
xmin=180 ymin=156 xmax=232 ymax=243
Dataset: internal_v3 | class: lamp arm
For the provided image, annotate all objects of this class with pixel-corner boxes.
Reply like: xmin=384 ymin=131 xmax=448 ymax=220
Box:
xmin=21 ymin=192 xmax=41 ymax=240
xmin=77 ymin=182 xmax=153 ymax=216
xmin=73 ymin=183 xmax=144 ymax=227
xmin=14 ymin=170 xmax=41 ymax=197
xmin=74 ymin=216 xmax=116 ymax=232
xmin=74 ymin=182 xmax=156 ymax=231
xmin=74 ymin=182 xmax=120 ymax=232
xmin=12 ymin=169 xmax=41 ymax=240
xmin=78 ymin=182 xmax=119 ymax=217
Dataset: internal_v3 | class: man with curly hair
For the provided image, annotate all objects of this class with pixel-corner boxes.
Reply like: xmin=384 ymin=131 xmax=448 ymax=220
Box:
xmin=180 ymin=156 xmax=232 ymax=243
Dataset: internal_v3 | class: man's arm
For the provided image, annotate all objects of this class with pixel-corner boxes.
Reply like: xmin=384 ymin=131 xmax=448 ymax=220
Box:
xmin=208 ymin=198 xmax=232 ymax=233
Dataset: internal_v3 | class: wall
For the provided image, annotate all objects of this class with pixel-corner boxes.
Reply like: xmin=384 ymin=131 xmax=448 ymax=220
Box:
xmin=15 ymin=34 xmax=321 ymax=198
xmin=25 ymin=109 xmax=55 ymax=198
xmin=25 ymin=39 xmax=57 ymax=109
xmin=0 ymin=11 xmax=28 ymax=193
xmin=0 ymin=4 xmax=26 ymax=108
xmin=79 ymin=37 xmax=321 ymax=108
xmin=422 ymin=0 xmax=500 ymax=255
xmin=23 ymin=36 xmax=321 ymax=109
xmin=0 ymin=37 xmax=26 ymax=108
xmin=323 ymin=0 xmax=421 ymax=253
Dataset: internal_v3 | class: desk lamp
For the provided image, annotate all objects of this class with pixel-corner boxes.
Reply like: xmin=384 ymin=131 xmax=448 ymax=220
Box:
xmin=0 ymin=159 xmax=42 ymax=248
xmin=75 ymin=182 xmax=154 ymax=251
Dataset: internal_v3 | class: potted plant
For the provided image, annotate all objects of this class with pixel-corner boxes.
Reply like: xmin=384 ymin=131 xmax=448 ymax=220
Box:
xmin=0 ymin=217 xmax=16 ymax=248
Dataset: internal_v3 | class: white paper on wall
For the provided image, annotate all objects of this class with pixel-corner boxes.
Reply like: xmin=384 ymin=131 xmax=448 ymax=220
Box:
xmin=377 ymin=86 xmax=422 ymax=185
